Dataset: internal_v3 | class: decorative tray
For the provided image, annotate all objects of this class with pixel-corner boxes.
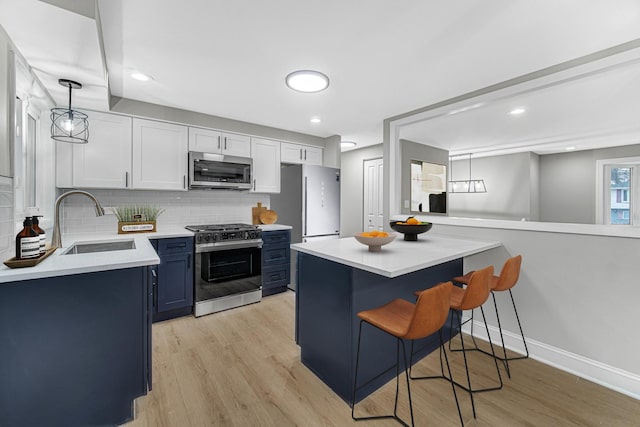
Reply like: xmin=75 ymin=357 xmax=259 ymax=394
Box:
xmin=3 ymin=247 xmax=57 ymax=269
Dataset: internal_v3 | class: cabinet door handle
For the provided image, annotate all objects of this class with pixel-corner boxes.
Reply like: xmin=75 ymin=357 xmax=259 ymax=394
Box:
xmin=151 ymin=269 xmax=157 ymax=278
xmin=183 ymin=175 xmax=186 ymax=189
xmin=187 ymin=254 xmax=191 ymax=269
xmin=125 ymin=171 xmax=129 ymax=188
xmin=217 ymin=135 xmax=221 ymax=150
xmin=253 ymin=179 xmax=256 ymax=191
xmin=299 ymin=148 xmax=303 ymax=160
xmin=224 ymin=137 xmax=227 ymax=150
xmin=304 ymin=149 xmax=307 ymax=161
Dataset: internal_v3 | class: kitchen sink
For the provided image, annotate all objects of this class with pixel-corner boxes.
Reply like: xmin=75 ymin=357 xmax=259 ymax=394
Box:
xmin=62 ymin=239 xmax=136 ymax=255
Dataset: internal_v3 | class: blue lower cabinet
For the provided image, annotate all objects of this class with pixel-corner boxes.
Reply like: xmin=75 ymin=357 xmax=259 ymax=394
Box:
xmin=0 ymin=267 xmax=151 ymax=427
xmin=151 ymin=237 xmax=194 ymax=322
xmin=262 ymin=230 xmax=291 ymax=296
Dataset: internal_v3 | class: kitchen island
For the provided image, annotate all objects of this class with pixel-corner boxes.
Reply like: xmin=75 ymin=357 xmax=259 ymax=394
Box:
xmin=292 ymin=233 xmax=500 ymax=404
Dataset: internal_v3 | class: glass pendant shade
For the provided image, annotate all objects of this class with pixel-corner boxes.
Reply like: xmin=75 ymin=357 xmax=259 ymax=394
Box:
xmin=50 ymin=79 xmax=89 ymax=144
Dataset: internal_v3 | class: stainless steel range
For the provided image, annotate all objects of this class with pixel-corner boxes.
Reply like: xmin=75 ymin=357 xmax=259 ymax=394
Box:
xmin=185 ymin=223 xmax=262 ymax=317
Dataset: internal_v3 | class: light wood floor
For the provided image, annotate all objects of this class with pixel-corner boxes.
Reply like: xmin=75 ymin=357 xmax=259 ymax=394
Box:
xmin=124 ymin=291 xmax=640 ymax=426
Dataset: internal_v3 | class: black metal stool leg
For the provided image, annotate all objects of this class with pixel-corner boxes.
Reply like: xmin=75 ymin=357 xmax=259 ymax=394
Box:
xmin=352 ymin=320 xmax=413 ymax=426
xmin=492 ymin=291 xmax=511 ymax=377
xmin=510 ymin=289 xmax=530 ymax=359
xmin=455 ymin=309 xmax=476 ymax=418
xmin=440 ymin=330 xmax=464 ymax=427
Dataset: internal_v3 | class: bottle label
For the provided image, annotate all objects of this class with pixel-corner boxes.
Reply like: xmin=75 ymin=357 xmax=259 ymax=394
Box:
xmin=39 ymin=233 xmax=47 ymax=254
xmin=19 ymin=236 xmax=41 ymax=259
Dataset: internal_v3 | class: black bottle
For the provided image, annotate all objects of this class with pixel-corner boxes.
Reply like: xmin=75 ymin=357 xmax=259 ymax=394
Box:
xmin=31 ymin=216 xmax=47 ymax=255
xmin=16 ymin=217 xmax=40 ymax=259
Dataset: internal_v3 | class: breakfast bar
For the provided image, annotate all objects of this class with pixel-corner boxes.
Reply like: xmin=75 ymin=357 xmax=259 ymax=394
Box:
xmin=292 ymin=233 xmax=501 ymax=404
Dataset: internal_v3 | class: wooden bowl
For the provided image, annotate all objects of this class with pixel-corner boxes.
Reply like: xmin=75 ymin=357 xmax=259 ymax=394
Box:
xmin=259 ymin=209 xmax=278 ymax=224
xmin=353 ymin=232 xmax=397 ymax=252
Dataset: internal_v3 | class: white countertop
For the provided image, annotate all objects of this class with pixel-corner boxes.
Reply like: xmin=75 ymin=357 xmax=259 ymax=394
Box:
xmin=0 ymin=226 xmax=194 ymax=283
xmin=259 ymin=224 xmax=292 ymax=231
xmin=291 ymin=233 xmax=501 ymax=278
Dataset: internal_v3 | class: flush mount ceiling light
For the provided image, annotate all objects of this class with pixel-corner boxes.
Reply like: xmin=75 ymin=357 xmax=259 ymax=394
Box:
xmin=310 ymin=117 xmax=322 ymax=123
xmin=341 ymin=141 xmax=356 ymax=149
xmin=130 ymin=72 xmax=153 ymax=81
xmin=50 ymin=79 xmax=89 ymax=144
xmin=285 ymin=70 xmax=330 ymax=93
xmin=565 ymin=146 xmax=577 ymax=151
xmin=509 ymin=107 xmax=526 ymax=115
xmin=448 ymin=153 xmax=487 ymax=193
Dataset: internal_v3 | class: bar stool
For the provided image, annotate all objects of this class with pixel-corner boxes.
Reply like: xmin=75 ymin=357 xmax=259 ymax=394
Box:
xmin=440 ymin=265 xmax=502 ymax=419
xmin=351 ymin=282 xmax=463 ymax=427
xmin=453 ymin=255 xmax=528 ymax=378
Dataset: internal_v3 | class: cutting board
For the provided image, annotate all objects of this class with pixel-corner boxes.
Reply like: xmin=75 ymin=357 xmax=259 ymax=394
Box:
xmin=252 ymin=202 xmax=267 ymax=225
xmin=259 ymin=209 xmax=278 ymax=224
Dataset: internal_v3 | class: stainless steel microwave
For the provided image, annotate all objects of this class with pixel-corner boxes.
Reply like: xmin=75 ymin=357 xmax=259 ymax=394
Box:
xmin=188 ymin=151 xmax=253 ymax=190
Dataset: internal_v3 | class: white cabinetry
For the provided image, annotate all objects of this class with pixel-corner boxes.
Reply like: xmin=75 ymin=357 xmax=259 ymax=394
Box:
xmin=72 ymin=111 xmax=132 ymax=188
xmin=132 ymin=118 xmax=188 ymax=191
xmin=188 ymin=127 xmax=251 ymax=157
xmin=281 ymin=142 xmax=323 ymax=166
xmin=251 ymin=138 xmax=280 ymax=193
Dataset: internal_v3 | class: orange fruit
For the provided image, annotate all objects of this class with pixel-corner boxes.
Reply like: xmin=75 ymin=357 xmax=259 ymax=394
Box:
xmin=406 ymin=217 xmax=420 ymax=225
xmin=378 ymin=231 xmax=389 ymax=237
xmin=369 ymin=230 xmax=381 ymax=237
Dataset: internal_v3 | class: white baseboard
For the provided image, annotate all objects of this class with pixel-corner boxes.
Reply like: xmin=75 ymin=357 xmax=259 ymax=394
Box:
xmin=460 ymin=316 xmax=640 ymax=400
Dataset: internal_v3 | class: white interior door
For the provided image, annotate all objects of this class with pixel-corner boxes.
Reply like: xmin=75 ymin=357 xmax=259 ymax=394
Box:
xmin=363 ymin=158 xmax=384 ymax=231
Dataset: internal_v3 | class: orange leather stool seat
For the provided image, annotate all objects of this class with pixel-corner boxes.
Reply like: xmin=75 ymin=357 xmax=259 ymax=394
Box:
xmin=352 ymin=282 xmax=463 ymax=427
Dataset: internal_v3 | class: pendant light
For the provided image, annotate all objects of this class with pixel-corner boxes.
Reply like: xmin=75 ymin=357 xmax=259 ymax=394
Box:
xmin=50 ymin=79 xmax=89 ymax=144
xmin=449 ymin=153 xmax=487 ymax=193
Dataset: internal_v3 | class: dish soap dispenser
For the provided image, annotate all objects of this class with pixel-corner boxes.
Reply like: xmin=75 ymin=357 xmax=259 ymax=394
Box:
xmin=31 ymin=215 xmax=46 ymax=256
xmin=16 ymin=217 xmax=40 ymax=259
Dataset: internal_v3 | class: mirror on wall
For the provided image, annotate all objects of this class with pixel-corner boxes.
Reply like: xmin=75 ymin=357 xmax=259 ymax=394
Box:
xmin=410 ymin=160 xmax=446 ymax=214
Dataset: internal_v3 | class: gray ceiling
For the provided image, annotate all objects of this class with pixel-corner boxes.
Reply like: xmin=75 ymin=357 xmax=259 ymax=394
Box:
xmin=2 ymin=0 xmax=640 ymax=153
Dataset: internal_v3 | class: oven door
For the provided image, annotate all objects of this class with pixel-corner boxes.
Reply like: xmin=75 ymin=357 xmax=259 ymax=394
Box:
xmin=194 ymin=242 xmax=262 ymax=305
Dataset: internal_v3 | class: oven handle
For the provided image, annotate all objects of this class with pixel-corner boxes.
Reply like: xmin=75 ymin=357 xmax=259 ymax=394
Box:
xmin=195 ymin=239 xmax=263 ymax=253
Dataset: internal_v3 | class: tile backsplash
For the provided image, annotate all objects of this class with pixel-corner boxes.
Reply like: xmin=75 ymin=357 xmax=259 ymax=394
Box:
xmin=58 ymin=189 xmax=270 ymax=235
xmin=0 ymin=177 xmax=13 ymax=260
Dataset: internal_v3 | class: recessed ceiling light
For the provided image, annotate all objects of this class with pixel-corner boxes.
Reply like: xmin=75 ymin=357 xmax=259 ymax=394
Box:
xmin=310 ymin=117 xmax=321 ymax=124
xmin=286 ymin=70 xmax=330 ymax=93
xmin=509 ymin=107 xmax=526 ymax=115
xmin=341 ymin=141 xmax=357 ymax=149
xmin=130 ymin=72 xmax=153 ymax=81
xmin=565 ymin=146 xmax=576 ymax=151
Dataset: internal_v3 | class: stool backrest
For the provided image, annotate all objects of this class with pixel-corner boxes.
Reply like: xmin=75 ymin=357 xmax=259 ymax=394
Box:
xmin=494 ymin=255 xmax=522 ymax=291
xmin=458 ymin=265 xmax=494 ymax=310
xmin=403 ymin=281 xmax=452 ymax=340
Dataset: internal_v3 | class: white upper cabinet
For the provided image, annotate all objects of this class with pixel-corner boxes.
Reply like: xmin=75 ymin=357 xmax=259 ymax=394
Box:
xmin=251 ymin=137 xmax=280 ymax=193
xmin=281 ymin=142 xmax=323 ymax=166
xmin=71 ymin=111 xmax=132 ymax=189
xmin=132 ymin=118 xmax=188 ymax=191
xmin=188 ymin=127 xmax=251 ymax=157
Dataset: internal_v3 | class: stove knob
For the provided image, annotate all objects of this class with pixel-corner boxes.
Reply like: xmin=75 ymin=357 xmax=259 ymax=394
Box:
xmin=204 ymin=234 xmax=210 ymax=242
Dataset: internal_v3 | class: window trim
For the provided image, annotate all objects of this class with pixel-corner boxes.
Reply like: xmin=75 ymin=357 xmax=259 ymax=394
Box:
xmin=595 ymin=156 xmax=640 ymax=225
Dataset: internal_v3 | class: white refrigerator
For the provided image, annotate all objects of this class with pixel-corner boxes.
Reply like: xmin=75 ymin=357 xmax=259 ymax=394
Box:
xmin=269 ymin=164 xmax=341 ymax=289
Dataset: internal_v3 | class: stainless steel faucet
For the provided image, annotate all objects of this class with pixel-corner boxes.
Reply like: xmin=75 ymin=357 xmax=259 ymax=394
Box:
xmin=51 ymin=190 xmax=105 ymax=248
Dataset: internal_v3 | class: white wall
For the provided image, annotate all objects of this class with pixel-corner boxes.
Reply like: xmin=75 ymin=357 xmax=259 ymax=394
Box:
xmin=449 ymin=152 xmax=536 ymax=220
xmin=433 ymin=223 xmax=640 ymax=397
xmin=340 ymin=144 xmax=383 ymax=237
xmin=539 ymin=143 xmax=640 ymax=223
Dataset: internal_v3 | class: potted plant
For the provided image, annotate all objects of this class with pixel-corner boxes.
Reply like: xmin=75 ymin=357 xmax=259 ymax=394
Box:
xmin=114 ymin=205 xmax=165 ymax=234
